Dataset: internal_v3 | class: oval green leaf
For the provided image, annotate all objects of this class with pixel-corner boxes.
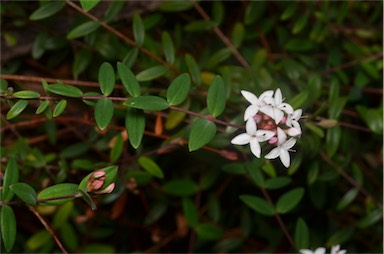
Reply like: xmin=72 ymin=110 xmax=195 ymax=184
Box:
xmin=94 ymin=98 xmax=114 ymax=130
xmin=1 ymin=205 xmax=16 ymax=252
xmin=336 ymin=188 xmax=358 ymax=210
xmin=166 ymin=73 xmax=191 ymax=106
xmin=13 ymin=90 xmax=40 ymax=99
xmin=2 ymin=157 xmax=19 ymax=202
xmin=124 ymin=95 xmax=169 ymax=111
xmin=117 ymin=62 xmax=140 ymax=97
xmin=10 ymin=183 xmax=37 ymax=206
xmin=37 ymin=183 xmax=79 ymax=206
xmin=194 ymin=223 xmax=224 ymax=241
xmin=265 ymin=177 xmax=292 ymax=190
xmin=80 ymin=0 xmax=101 ymax=12
xmin=136 ymin=65 xmax=168 ymax=82
xmin=162 ymin=179 xmax=198 ymax=197
xmin=188 ymin=118 xmax=217 ymax=151
xmin=294 ymin=218 xmax=309 ymax=249
xmin=207 ymin=75 xmax=226 ymax=117
xmin=239 ymin=194 xmax=275 ymax=216
xmin=30 ymin=2 xmax=65 ymax=20
xmin=98 ymin=62 xmax=115 ymax=96
xmin=110 ymin=133 xmax=124 ymax=163
xmin=53 ymin=99 xmax=67 ymax=117
xmin=125 ymin=108 xmax=145 ymax=149
xmin=133 ymin=13 xmax=145 ymax=46
xmin=162 ymin=31 xmax=175 ymax=64
xmin=6 ymin=99 xmax=28 ymax=120
xmin=182 ymin=198 xmax=199 ymax=227
xmin=67 ymin=21 xmax=100 ymax=39
xmin=36 ymin=100 xmax=50 ymax=114
xmin=276 ymin=188 xmax=305 ymax=214
xmin=46 ymin=84 xmax=83 ymax=98
xmin=185 ymin=54 xmax=201 ymax=85
xmin=138 ymin=156 xmax=164 ymax=179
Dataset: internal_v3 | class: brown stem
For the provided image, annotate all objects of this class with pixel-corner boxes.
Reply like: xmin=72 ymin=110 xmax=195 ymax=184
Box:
xmin=28 ymin=205 xmax=68 ymax=254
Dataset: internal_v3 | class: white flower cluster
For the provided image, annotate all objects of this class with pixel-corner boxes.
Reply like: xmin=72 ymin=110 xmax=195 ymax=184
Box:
xmin=231 ymin=88 xmax=303 ymax=168
xmin=300 ymin=244 xmax=347 ymax=254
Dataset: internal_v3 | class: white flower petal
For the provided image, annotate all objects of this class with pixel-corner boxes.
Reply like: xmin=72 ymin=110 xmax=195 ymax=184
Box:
xmin=282 ymin=137 xmax=297 ymax=150
xmin=265 ymin=147 xmax=280 ymax=159
xmin=231 ymin=133 xmax=251 ymax=145
xmin=278 ymin=102 xmax=294 ymax=114
xmin=249 ymin=138 xmax=261 ymax=158
xmin=274 ymin=108 xmax=284 ymax=124
xmin=245 ymin=118 xmax=258 ymax=135
xmin=259 ymin=90 xmax=274 ymax=100
xmin=259 ymin=105 xmax=274 ymax=118
xmin=330 ymin=245 xmax=340 ymax=254
xmin=314 ymin=248 xmax=326 ymax=254
xmin=299 ymin=250 xmax=315 ymax=254
xmin=274 ymin=88 xmax=282 ymax=104
xmin=293 ymin=109 xmax=302 ymax=120
xmin=256 ymin=130 xmax=275 ymax=142
xmin=241 ymin=90 xmax=258 ymax=104
xmin=244 ymin=105 xmax=259 ymax=121
xmin=276 ymin=127 xmax=287 ymax=144
xmin=292 ymin=120 xmax=302 ymax=132
xmin=279 ymin=149 xmax=291 ymax=168
xmin=287 ymin=127 xmax=301 ymax=137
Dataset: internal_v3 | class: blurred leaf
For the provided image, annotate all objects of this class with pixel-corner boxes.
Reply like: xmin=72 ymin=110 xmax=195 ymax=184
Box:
xmin=188 ymin=118 xmax=217 ymax=151
xmin=239 ymin=195 xmax=275 ymax=216
xmin=6 ymin=99 xmax=28 ymax=120
xmin=244 ymin=1 xmax=266 ymax=24
xmin=185 ymin=54 xmax=201 ymax=85
xmin=53 ymin=99 xmax=67 ymax=117
xmin=2 ymin=157 xmax=19 ymax=202
xmin=182 ymin=198 xmax=199 ymax=227
xmin=166 ymin=73 xmax=191 ymax=106
xmin=124 ymin=95 xmax=169 ymax=111
xmin=138 ymin=156 xmax=164 ymax=179
xmin=158 ymin=1 xmax=194 ymax=12
xmin=10 ymin=183 xmax=37 ymax=206
xmin=207 ymin=75 xmax=226 ymax=117
xmin=356 ymin=106 xmax=383 ymax=134
xmin=80 ymin=0 xmax=101 ymax=12
xmin=144 ymin=203 xmax=167 ymax=225
xmin=326 ymin=227 xmax=354 ymax=246
xmin=37 ymin=183 xmax=79 ymax=206
xmin=133 ymin=13 xmax=145 ymax=46
xmin=110 ymin=133 xmax=124 ymax=163
xmin=122 ymin=48 xmax=139 ymax=69
xmin=288 ymin=91 xmax=308 ymax=109
xmin=185 ymin=20 xmax=216 ymax=31
xmin=104 ymin=1 xmax=125 ymax=23
xmin=265 ymin=177 xmax=292 ymax=190
xmin=163 ymin=179 xmax=198 ymax=197
xmin=13 ymin=90 xmax=40 ymax=99
xmin=326 ymin=125 xmax=341 ymax=157
xmin=125 ymin=108 xmax=145 ymax=149
xmin=60 ymin=223 xmax=79 ymax=251
xmin=213 ymin=237 xmax=243 ymax=252
xmin=117 ymin=62 xmax=141 ymax=97
xmin=208 ymin=194 xmax=220 ymax=222
xmin=82 ymin=244 xmax=115 ymax=253
xmin=1 ymin=205 xmax=16 ymax=252
xmin=305 ymin=122 xmax=325 ymax=138
xmin=73 ymin=49 xmax=93 ymax=79
xmin=306 ymin=74 xmax=322 ymax=103
xmin=162 ymin=31 xmax=175 ymax=64
xmin=329 ymin=97 xmax=347 ymax=119
xmin=67 ymin=21 xmax=100 ymax=39
xmin=165 ymin=108 xmax=187 ymax=130
xmin=95 ymin=98 xmax=114 ymax=130
xmin=222 ymin=163 xmax=247 ymax=175
xmin=284 ymin=38 xmax=316 ymax=52
xmin=205 ymin=48 xmax=232 ymax=69
xmin=26 ymin=230 xmax=52 ymax=251
xmin=358 ymin=209 xmax=382 ymax=228
xmin=295 ymin=218 xmax=309 ymax=249
xmin=307 ymin=162 xmax=319 ymax=185
xmin=276 ymin=188 xmax=305 ymax=214
xmin=46 ymin=84 xmax=83 ymax=98
xmin=194 ymin=223 xmax=224 ymax=241
xmin=53 ymin=201 xmax=74 ymax=228
xmin=232 ymin=22 xmax=244 ymax=48
xmin=262 ymin=162 xmax=276 ymax=178
xmin=98 ymin=62 xmax=115 ymax=96
xmin=337 ymin=188 xmax=358 ymax=210
xmin=30 ymin=2 xmax=65 ymax=20
xmin=281 ymin=3 xmax=298 ymax=20
xmin=136 ymin=65 xmax=168 ymax=82
xmin=247 ymin=163 xmax=266 ymax=188
xmin=292 ymin=13 xmax=308 ymax=34
xmin=60 ymin=143 xmax=90 ymax=158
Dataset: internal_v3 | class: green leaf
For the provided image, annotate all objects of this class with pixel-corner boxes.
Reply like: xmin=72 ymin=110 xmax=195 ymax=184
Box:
xmin=138 ymin=156 xmax=164 ymax=179
xmin=30 ymin=2 xmax=65 ymax=20
xmin=26 ymin=230 xmax=52 ymax=251
xmin=53 ymin=201 xmax=74 ymax=228
xmin=158 ymin=1 xmax=194 ymax=12
xmin=133 ymin=13 xmax=145 ymax=46
xmin=60 ymin=223 xmax=79 ymax=251
xmin=136 ymin=65 xmax=168 ymax=82
xmin=94 ymin=98 xmax=114 ymax=130
xmin=12 ymin=90 xmax=40 ymax=99
xmin=326 ymin=125 xmax=341 ymax=157
xmin=358 ymin=209 xmax=382 ymax=228
xmin=185 ymin=54 xmax=201 ymax=85
xmin=162 ymin=31 xmax=175 ymax=64
xmin=329 ymin=97 xmax=347 ymax=119
xmin=104 ymin=1 xmax=125 ymax=23
xmin=165 ymin=108 xmax=187 ymax=130
xmin=326 ymin=227 xmax=354 ymax=246
xmin=222 ymin=163 xmax=247 ymax=175
xmin=163 ymin=179 xmax=198 ymax=197
xmin=207 ymin=75 xmax=226 ymax=117
xmin=6 ymin=99 xmax=28 ymax=120
xmin=185 ymin=20 xmax=216 ymax=31
xmin=281 ymin=3 xmax=298 ymax=20
xmin=73 ymin=49 xmax=93 ymax=79
xmin=166 ymin=73 xmax=191 ymax=106
xmin=239 ymin=195 xmax=275 ymax=216
xmin=194 ymin=223 xmax=224 ymax=241
xmin=1 ymin=205 xmax=17 ymax=252
xmin=67 ymin=21 xmax=100 ymax=39
xmin=276 ymin=188 xmax=305 ymax=214
xmin=78 ymin=189 xmax=97 ymax=210
xmin=98 ymin=62 xmax=115 ymax=96
xmin=9 ymin=183 xmax=37 ymax=206
xmin=46 ymin=83 xmax=83 ymax=98
xmin=294 ymin=218 xmax=309 ymax=249
xmin=117 ymin=62 xmax=141 ymax=97
xmin=292 ymin=13 xmax=308 ymax=34
xmin=182 ymin=198 xmax=199 ymax=227
xmin=284 ymin=38 xmax=316 ymax=52
xmin=246 ymin=164 xmax=266 ymax=188
xmin=80 ymin=0 xmax=101 ymax=12
xmin=78 ymin=166 xmax=118 ymax=192
xmin=37 ymin=183 xmax=79 ymax=206
xmin=188 ymin=118 xmax=217 ymax=151
xmin=110 ymin=133 xmax=124 ymax=163
xmin=305 ymin=122 xmax=324 ymax=138
xmin=356 ymin=106 xmax=383 ymax=135
xmin=337 ymin=188 xmax=358 ymax=210
xmin=53 ymin=99 xmax=67 ymax=117
xmin=36 ymin=100 xmax=50 ymax=114
xmin=288 ymin=91 xmax=308 ymax=109
xmin=145 ymin=203 xmax=167 ymax=225
xmin=125 ymin=108 xmax=145 ymax=149
xmin=124 ymin=95 xmax=169 ymax=111
xmin=232 ymin=22 xmax=244 ymax=48
xmin=2 ymin=157 xmax=19 ymax=202
xmin=265 ymin=177 xmax=292 ymax=190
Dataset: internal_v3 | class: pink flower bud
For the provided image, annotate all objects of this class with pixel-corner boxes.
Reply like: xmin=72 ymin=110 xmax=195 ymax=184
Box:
xmin=92 ymin=170 xmax=106 ymax=179
xmin=281 ymin=116 xmax=287 ymax=124
xmin=268 ymin=136 xmax=278 ymax=144
xmin=253 ymin=114 xmax=262 ymax=122
xmin=93 ymin=183 xmax=115 ymax=194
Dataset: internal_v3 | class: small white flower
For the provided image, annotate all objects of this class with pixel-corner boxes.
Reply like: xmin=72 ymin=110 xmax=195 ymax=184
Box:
xmin=331 ymin=245 xmax=346 ymax=254
xmin=299 ymin=247 xmax=326 ymax=254
xmin=241 ymin=90 xmax=274 ymax=121
xmin=265 ymin=127 xmax=296 ymax=167
xmin=286 ymin=108 xmax=303 ymax=133
xmin=231 ymin=119 xmax=274 ymax=158
xmin=264 ymin=88 xmax=294 ymax=124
